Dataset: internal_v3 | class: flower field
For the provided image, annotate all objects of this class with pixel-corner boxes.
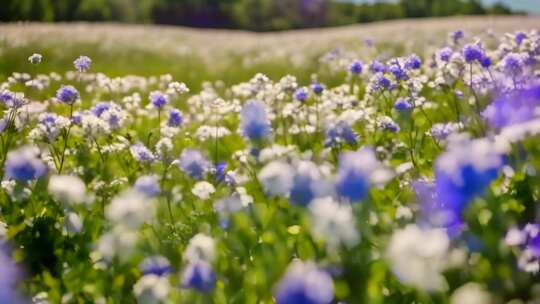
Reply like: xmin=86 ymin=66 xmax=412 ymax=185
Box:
xmin=1 ymin=17 xmax=540 ymax=303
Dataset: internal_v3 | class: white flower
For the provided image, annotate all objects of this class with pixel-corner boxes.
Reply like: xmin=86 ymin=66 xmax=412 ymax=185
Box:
xmin=48 ymin=175 xmax=87 ymax=205
xmin=105 ymin=189 xmax=155 ymax=229
xmin=95 ymin=226 xmax=138 ymax=261
xmin=387 ymin=224 xmax=450 ymax=292
xmin=191 ymin=181 xmax=215 ymax=200
xmin=184 ymin=233 xmax=215 ymax=263
xmin=133 ymin=274 xmax=171 ymax=304
xmin=64 ymin=212 xmax=83 ymax=235
xmin=258 ymin=161 xmax=294 ymax=196
xmin=450 ymin=283 xmax=492 ymax=304
xmin=309 ymin=197 xmax=359 ymax=250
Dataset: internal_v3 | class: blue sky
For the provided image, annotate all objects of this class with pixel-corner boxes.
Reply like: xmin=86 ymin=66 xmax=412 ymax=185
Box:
xmin=346 ymin=0 xmax=540 ymax=14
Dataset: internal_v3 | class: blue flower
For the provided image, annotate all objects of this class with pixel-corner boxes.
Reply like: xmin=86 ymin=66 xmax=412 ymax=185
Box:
xmin=130 ymin=142 xmax=155 ymax=162
xmin=274 ymin=261 xmax=334 ymax=304
xmin=335 ymin=148 xmax=376 ymax=202
xmin=73 ymin=55 xmax=91 ymax=72
xmin=404 ymin=54 xmax=422 ymax=70
xmin=56 ymin=85 xmax=79 ymax=105
xmin=177 ymin=149 xmax=211 ymax=180
xmin=515 ymin=32 xmax=527 ymax=45
xmin=379 ymin=116 xmax=400 ymax=132
xmin=501 ymin=53 xmax=524 ymax=76
xmin=181 ymin=261 xmax=216 ymax=293
xmin=91 ymin=102 xmax=112 ymax=117
xmin=134 ymin=175 xmax=161 ymax=197
xmin=168 ymin=108 xmax=183 ymax=127
xmin=139 ymin=256 xmax=172 ymax=276
xmin=310 ymin=82 xmax=325 ymax=95
xmin=240 ymin=100 xmax=271 ymax=141
xmin=394 ymin=98 xmax=413 ymax=112
xmin=289 ymin=161 xmax=324 ymax=206
xmin=388 ymin=62 xmax=408 ymax=81
xmin=4 ymin=146 xmax=47 ymax=182
xmin=451 ymin=30 xmax=464 ymax=44
xmin=294 ymin=87 xmax=309 ymax=102
xmin=149 ymin=91 xmax=168 ymax=109
xmin=324 ymin=121 xmax=357 ymax=148
xmin=482 ymin=84 xmax=540 ymax=128
xmin=215 ymin=162 xmax=234 ymax=184
xmin=348 ymin=60 xmax=363 ymax=74
xmin=370 ymin=60 xmax=386 ymax=73
xmin=480 ymin=55 xmax=492 ymax=68
xmin=462 ymin=44 xmax=484 ymax=63
xmin=28 ymin=53 xmax=42 ymax=64
xmin=435 ymin=138 xmax=503 ymax=217
xmin=438 ymin=47 xmax=453 ymax=62
xmin=0 ymin=246 xmax=23 ymax=303
xmin=373 ymin=73 xmax=391 ymax=91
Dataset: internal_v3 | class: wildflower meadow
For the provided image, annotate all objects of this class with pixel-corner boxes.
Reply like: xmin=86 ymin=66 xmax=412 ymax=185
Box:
xmin=1 ymin=18 xmax=540 ymax=303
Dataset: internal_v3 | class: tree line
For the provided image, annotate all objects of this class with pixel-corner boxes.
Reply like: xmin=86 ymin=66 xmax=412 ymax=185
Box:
xmin=1 ymin=0 xmax=519 ymax=31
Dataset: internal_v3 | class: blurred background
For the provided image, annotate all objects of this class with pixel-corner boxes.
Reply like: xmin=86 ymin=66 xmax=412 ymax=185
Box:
xmin=1 ymin=0 xmax=538 ymax=31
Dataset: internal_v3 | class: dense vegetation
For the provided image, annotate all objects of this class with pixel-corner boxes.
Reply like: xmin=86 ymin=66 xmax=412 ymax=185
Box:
xmin=0 ymin=20 xmax=540 ymax=303
xmin=1 ymin=0 xmax=517 ymax=31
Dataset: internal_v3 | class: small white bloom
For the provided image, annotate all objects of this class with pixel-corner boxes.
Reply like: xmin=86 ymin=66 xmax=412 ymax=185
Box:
xmin=309 ymin=197 xmax=359 ymax=250
xmin=133 ymin=274 xmax=171 ymax=304
xmin=105 ymin=189 xmax=155 ymax=229
xmin=258 ymin=161 xmax=294 ymax=196
xmin=191 ymin=181 xmax=215 ymax=200
xmin=48 ymin=175 xmax=87 ymax=205
xmin=450 ymin=283 xmax=492 ymax=304
xmin=184 ymin=233 xmax=215 ymax=263
xmin=65 ymin=212 xmax=83 ymax=234
xmin=387 ymin=224 xmax=450 ymax=291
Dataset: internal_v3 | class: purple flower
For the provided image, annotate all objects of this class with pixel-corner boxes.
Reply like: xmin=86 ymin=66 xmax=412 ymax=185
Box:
xmin=335 ymin=148 xmax=378 ymax=202
xmin=394 ymin=98 xmax=413 ymax=112
xmin=370 ymin=60 xmax=386 ymax=73
xmin=515 ymin=32 xmax=527 ymax=45
xmin=388 ymin=62 xmax=408 ymax=81
xmin=438 ymin=47 xmax=453 ymax=62
xmin=311 ymin=82 xmax=325 ymax=95
xmin=373 ymin=73 xmax=391 ymax=91
xmin=56 ymin=85 xmax=79 ymax=105
xmin=139 ymin=256 xmax=172 ymax=276
xmin=181 ymin=261 xmax=216 ymax=293
xmin=168 ymin=108 xmax=183 ymax=127
xmin=130 ymin=142 xmax=155 ymax=162
xmin=274 ymin=261 xmax=334 ymax=304
xmin=0 ymin=246 xmax=24 ymax=303
xmin=91 ymin=102 xmax=112 ymax=117
xmin=482 ymin=84 xmax=540 ymax=128
xmin=240 ymin=100 xmax=271 ymax=141
xmin=348 ymin=60 xmax=363 ymax=74
xmin=73 ymin=55 xmax=91 ymax=72
xmin=134 ymin=175 xmax=161 ymax=197
xmin=480 ymin=55 xmax=492 ymax=68
xmin=451 ymin=30 xmax=464 ymax=44
xmin=177 ymin=149 xmax=211 ymax=180
xmin=4 ymin=146 xmax=47 ymax=182
xmin=149 ymin=91 xmax=168 ymax=109
xmin=435 ymin=138 xmax=503 ymax=219
xmin=324 ymin=121 xmax=357 ymax=148
xmin=28 ymin=53 xmax=42 ymax=64
xmin=404 ymin=54 xmax=422 ymax=70
xmin=462 ymin=44 xmax=484 ymax=63
xmin=501 ymin=53 xmax=524 ymax=76
xmin=379 ymin=116 xmax=400 ymax=132
xmin=293 ymin=87 xmax=309 ymax=102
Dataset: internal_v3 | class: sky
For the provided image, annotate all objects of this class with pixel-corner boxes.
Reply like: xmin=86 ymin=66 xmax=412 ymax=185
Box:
xmin=346 ymin=0 xmax=540 ymax=15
